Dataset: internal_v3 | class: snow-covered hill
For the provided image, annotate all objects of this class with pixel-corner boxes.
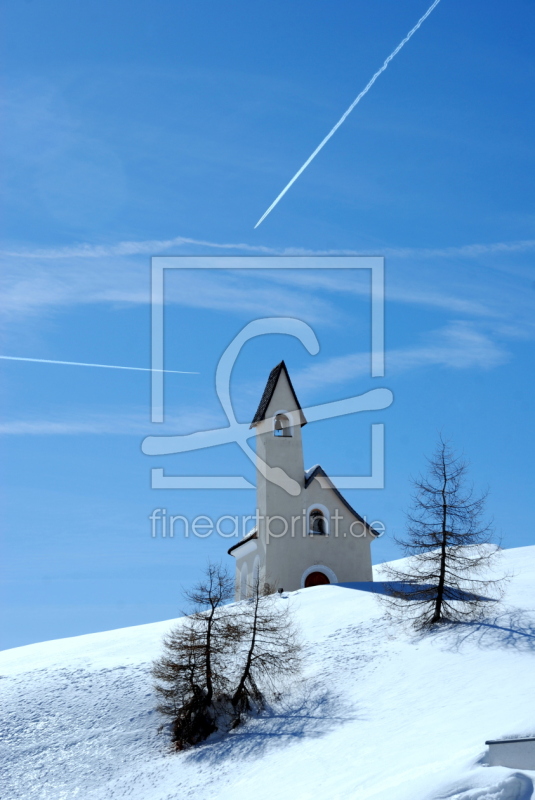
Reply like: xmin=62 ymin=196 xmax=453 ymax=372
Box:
xmin=2 ymin=546 xmax=535 ymax=800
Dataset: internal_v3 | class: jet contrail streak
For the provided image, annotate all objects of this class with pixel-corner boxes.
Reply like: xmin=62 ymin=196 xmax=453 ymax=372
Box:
xmin=254 ymin=0 xmax=442 ymax=228
xmin=0 ymin=356 xmax=198 ymax=374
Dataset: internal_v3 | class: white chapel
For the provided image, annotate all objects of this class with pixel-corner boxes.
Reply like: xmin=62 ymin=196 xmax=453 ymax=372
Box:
xmin=228 ymin=361 xmax=378 ymax=598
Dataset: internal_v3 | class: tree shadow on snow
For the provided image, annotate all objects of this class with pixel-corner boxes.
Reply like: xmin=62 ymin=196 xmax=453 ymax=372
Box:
xmin=183 ymin=681 xmax=361 ymax=766
xmin=338 ymin=582 xmax=495 ymax=602
xmin=422 ymin=608 xmax=535 ymax=655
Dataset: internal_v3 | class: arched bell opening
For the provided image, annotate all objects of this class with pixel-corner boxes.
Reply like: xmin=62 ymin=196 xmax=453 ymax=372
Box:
xmin=273 ymin=413 xmax=292 ymax=437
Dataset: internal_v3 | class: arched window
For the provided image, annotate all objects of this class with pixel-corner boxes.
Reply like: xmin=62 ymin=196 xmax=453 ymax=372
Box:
xmin=240 ymin=566 xmax=248 ymax=600
xmin=273 ymin=413 xmax=292 ymax=437
xmin=252 ymin=557 xmax=260 ymax=592
xmin=309 ymin=508 xmax=328 ymax=535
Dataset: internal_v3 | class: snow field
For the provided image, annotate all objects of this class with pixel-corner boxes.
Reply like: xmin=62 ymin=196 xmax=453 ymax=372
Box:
xmin=1 ymin=546 xmax=534 ymax=800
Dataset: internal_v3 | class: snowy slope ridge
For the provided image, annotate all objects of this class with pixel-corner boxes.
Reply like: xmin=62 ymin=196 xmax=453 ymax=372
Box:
xmin=2 ymin=546 xmax=535 ymax=800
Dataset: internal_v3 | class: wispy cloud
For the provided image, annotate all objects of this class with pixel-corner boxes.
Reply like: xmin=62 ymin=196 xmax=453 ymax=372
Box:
xmin=0 ymin=408 xmax=223 ymax=436
xmin=1 ymin=236 xmax=280 ymax=259
xmin=4 ymin=235 xmax=535 ymax=260
xmin=262 ymin=269 xmax=502 ymax=318
xmin=0 ymin=323 xmax=512 ymax=435
xmin=294 ymin=321 xmax=509 ymax=393
xmin=382 ymin=239 xmax=535 ymax=259
xmin=0 ymin=253 xmax=343 ymax=325
xmin=1 ymin=235 xmax=534 ymax=330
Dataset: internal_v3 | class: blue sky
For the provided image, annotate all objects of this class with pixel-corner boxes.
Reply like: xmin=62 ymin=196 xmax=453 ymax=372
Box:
xmin=1 ymin=0 xmax=534 ymax=649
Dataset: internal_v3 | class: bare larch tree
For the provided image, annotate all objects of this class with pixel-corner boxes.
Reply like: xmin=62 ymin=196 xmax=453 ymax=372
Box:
xmin=152 ymin=563 xmax=301 ymax=749
xmin=383 ymin=438 xmax=504 ymax=628
xmin=231 ymin=575 xmax=301 ymax=725
xmin=152 ymin=563 xmax=235 ymax=748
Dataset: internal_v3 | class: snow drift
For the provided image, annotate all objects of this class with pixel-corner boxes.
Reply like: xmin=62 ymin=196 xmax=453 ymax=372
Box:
xmin=2 ymin=546 xmax=535 ymax=800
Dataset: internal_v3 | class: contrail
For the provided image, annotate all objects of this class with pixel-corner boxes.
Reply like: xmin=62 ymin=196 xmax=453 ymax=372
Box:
xmin=254 ymin=0 xmax=442 ymax=228
xmin=0 ymin=356 xmax=198 ymax=374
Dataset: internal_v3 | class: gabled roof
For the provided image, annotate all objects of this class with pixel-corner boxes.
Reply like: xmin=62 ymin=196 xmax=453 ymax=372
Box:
xmin=305 ymin=465 xmax=381 ymax=537
xmin=250 ymin=361 xmax=307 ymax=428
xmin=227 ymin=528 xmax=258 ymax=555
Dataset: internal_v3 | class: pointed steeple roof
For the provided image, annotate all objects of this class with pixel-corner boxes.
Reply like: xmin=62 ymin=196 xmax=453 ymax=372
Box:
xmin=250 ymin=361 xmax=307 ymax=428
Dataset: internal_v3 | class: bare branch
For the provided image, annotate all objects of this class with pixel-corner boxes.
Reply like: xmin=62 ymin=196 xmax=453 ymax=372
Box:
xmin=152 ymin=564 xmax=301 ymax=748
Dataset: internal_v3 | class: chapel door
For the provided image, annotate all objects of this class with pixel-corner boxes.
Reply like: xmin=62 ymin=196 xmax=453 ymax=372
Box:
xmin=304 ymin=571 xmax=330 ymax=588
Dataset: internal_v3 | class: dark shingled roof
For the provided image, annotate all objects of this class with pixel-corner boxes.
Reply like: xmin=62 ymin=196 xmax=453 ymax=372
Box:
xmin=250 ymin=361 xmax=307 ymax=428
xmin=305 ymin=465 xmax=381 ymax=538
xmin=485 ymin=737 xmax=535 ymax=745
xmin=228 ymin=529 xmax=258 ymax=556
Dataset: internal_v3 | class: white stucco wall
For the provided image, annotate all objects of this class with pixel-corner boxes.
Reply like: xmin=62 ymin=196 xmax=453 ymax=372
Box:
xmin=249 ymin=369 xmax=375 ymax=594
xmin=262 ymin=470 xmax=374 ymax=592
xmin=233 ymin=543 xmax=260 ymax=600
